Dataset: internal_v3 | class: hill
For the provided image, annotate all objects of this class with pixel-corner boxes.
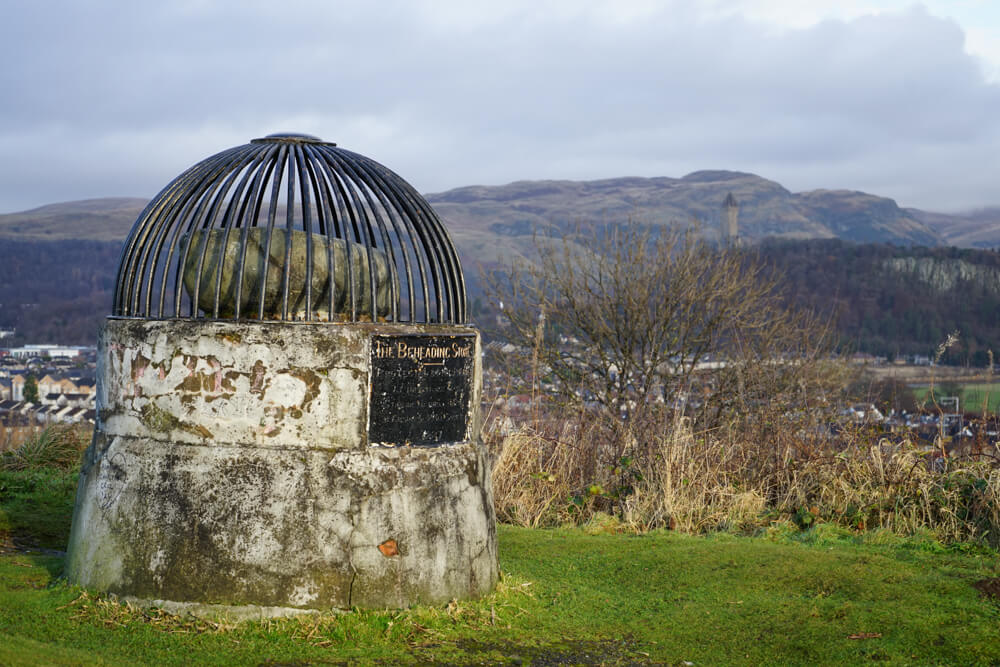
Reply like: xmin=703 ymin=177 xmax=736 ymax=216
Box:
xmin=4 ymin=173 xmax=999 ymax=254
xmin=0 ymin=198 xmax=145 ymax=242
xmin=908 ymin=206 xmax=1000 ymax=249
xmin=0 ymin=239 xmax=119 ymax=344
xmin=428 ymin=172 xmax=946 ymax=267
xmin=1 ymin=174 xmax=999 ymax=353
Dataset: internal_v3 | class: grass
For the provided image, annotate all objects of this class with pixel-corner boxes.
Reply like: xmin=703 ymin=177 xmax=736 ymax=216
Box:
xmin=1 ymin=429 xmax=999 ymax=666
xmin=2 ymin=424 xmax=999 ymax=664
xmin=489 ymin=418 xmax=1000 ymax=547
xmin=914 ymin=381 xmax=1000 ymax=414
xmin=0 ymin=424 xmax=88 ymax=551
xmin=0 ymin=527 xmax=998 ymax=665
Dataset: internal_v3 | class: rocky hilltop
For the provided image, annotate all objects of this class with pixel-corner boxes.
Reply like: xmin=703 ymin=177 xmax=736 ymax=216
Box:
xmin=427 ymin=171 xmax=945 ymax=266
xmin=883 ymin=255 xmax=1000 ymax=293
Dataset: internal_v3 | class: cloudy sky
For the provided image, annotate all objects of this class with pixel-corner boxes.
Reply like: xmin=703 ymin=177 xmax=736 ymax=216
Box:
xmin=1 ymin=0 xmax=998 ymax=213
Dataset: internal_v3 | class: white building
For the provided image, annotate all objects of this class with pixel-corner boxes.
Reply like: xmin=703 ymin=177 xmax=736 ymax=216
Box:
xmin=6 ymin=344 xmax=90 ymax=359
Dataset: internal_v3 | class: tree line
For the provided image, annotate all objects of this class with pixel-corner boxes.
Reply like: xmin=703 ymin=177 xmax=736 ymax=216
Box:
xmin=0 ymin=239 xmax=119 ymax=345
xmin=755 ymin=239 xmax=1000 ymax=365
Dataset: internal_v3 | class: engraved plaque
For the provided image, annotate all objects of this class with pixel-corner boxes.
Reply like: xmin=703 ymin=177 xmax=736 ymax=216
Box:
xmin=369 ymin=334 xmax=475 ymax=446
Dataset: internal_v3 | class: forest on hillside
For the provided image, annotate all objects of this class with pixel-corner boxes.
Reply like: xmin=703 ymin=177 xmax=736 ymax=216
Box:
xmin=1 ymin=236 xmax=998 ymax=363
xmin=0 ymin=239 xmax=119 ymax=344
xmin=757 ymin=239 xmax=1000 ymax=365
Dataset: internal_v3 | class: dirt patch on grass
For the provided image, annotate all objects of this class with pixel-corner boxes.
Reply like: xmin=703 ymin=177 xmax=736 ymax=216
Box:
xmin=448 ymin=638 xmax=655 ymax=665
xmin=973 ymin=577 xmax=1000 ymax=601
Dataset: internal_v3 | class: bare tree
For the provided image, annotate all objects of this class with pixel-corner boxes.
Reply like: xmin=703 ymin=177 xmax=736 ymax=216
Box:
xmin=486 ymin=223 xmax=842 ymax=427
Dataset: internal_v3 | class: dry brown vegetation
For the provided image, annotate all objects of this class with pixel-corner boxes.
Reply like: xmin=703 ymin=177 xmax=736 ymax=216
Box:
xmin=486 ymin=407 xmax=1000 ymax=547
xmin=0 ymin=423 xmax=91 ymax=470
xmin=0 ymin=423 xmax=43 ymax=454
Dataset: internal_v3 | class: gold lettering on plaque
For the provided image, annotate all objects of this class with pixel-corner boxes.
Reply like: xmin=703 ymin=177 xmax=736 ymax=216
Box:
xmin=372 ymin=337 xmax=473 ymax=367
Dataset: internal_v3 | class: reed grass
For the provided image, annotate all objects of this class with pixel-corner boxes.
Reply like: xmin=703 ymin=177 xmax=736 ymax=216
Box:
xmin=0 ymin=423 xmax=90 ymax=471
xmin=487 ymin=408 xmax=1000 ymax=547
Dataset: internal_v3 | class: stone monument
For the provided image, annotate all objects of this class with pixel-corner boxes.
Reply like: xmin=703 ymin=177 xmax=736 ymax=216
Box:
xmin=65 ymin=133 xmax=498 ymax=617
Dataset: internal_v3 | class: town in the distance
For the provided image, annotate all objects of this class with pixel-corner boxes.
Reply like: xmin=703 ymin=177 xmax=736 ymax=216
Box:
xmin=0 ymin=335 xmax=97 ymax=426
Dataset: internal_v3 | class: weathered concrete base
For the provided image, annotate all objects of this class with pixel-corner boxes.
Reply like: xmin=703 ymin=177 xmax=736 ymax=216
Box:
xmin=118 ymin=596 xmax=328 ymax=622
xmin=65 ymin=319 xmax=498 ymax=613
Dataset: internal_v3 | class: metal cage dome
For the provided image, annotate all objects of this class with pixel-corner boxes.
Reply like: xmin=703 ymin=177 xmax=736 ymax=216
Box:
xmin=114 ymin=133 xmax=466 ymax=324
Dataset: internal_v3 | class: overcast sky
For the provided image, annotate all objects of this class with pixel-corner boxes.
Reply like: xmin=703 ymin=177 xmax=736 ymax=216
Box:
xmin=1 ymin=0 xmax=998 ymax=213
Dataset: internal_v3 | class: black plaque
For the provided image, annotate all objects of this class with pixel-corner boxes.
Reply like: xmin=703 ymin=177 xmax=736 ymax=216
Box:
xmin=368 ymin=334 xmax=475 ymax=446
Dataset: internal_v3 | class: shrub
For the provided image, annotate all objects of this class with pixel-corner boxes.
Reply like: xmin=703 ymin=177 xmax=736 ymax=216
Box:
xmin=0 ymin=424 xmax=91 ymax=472
xmin=487 ymin=409 xmax=1000 ymax=548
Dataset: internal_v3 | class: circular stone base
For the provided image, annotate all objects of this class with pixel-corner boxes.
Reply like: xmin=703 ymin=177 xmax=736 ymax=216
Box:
xmin=65 ymin=319 xmax=498 ymax=611
xmin=119 ymin=596 xmax=331 ymax=622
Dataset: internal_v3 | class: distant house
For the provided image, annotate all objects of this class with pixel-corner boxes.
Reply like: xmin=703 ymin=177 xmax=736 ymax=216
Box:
xmin=60 ymin=392 xmax=94 ymax=409
xmin=10 ymin=374 xmax=25 ymax=401
xmin=0 ymin=378 xmax=10 ymax=400
xmin=845 ymin=403 xmax=885 ymax=423
xmin=7 ymin=345 xmax=90 ymax=359
xmin=61 ymin=406 xmax=90 ymax=423
xmin=42 ymin=391 xmax=63 ymax=406
xmin=38 ymin=373 xmax=81 ymax=396
xmin=34 ymin=405 xmax=57 ymax=422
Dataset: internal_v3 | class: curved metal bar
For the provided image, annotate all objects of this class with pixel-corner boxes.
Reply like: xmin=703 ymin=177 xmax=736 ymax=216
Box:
xmin=279 ymin=151 xmax=297 ymax=321
xmin=377 ymin=161 xmax=466 ymax=322
xmin=293 ymin=145 xmax=315 ymax=321
xmin=232 ymin=144 xmax=280 ymax=320
xmin=118 ymin=146 xmax=243 ymax=315
xmin=300 ymin=144 xmax=339 ymax=321
xmin=184 ymin=148 xmax=260 ymax=318
xmin=114 ymin=148 xmax=224 ymax=312
xmin=166 ymin=146 xmax=260 ymax=317
xmin=339 ymin=155 xmax=423 ymax=321
xmin=256 ymin=144 xmax=289 ymax=320
xmin=151 ymin=150 xmax=246 ymax=317
xmin=331 ymin=150 xmax=428 ymax=321
xmin=345 ymin=153 xmax=454 ymax=322
xmin=322 ymin=148 xmax=404 ymax=322
xmin=142 ymin=145 xmax=255 ymax=317
xmin=195 ymin=149 xmax=263 ymax=318
xmin=351 ymin=152 xmax=442 ymax=322
xmin=411 ymin=189 xmax=467 ymax=322
xmin=209 ymin=147 xmax=269 ymax=318
xmin=341 ymin=164 xmax=380 ymax=322
xmin=316 ymin=153 xmax=367 ymax=321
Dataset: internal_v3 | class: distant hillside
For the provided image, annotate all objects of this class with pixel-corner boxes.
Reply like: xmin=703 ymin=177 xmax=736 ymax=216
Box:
xmin=0 ymin=173 xmax=988 ymax=255
xmin=759 ymin=239 xmax=1000 ymax=364
xmin=2 ymin=174 xmax=999 ymax=353
xmin=909 ymin=207 xmax=1000 ymax=249
xmin=0 ymin=198 xmax=145 ymax=241
xmin=0 ymin=239 xmax=119 ymax=344
xmin=428 ymin=171 xmax=945 ymax=268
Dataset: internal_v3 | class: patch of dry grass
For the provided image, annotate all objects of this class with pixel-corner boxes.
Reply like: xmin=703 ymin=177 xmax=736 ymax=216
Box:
xmin=0 ymin=423 xmax=91 ymax=471
xmin=488 ymin=410 xmax=1000 ymax=547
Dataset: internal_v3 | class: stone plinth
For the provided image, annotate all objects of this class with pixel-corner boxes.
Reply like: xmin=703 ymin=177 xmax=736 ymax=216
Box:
xmin=65 ymin=318 xmax=497 ymax=615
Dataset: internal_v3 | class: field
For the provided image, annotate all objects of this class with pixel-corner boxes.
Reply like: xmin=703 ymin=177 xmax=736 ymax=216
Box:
xmin=2 ymin=430 xmax=1000 ymax=665
xmin=913 ymin=381 xmax=1000 ymax=415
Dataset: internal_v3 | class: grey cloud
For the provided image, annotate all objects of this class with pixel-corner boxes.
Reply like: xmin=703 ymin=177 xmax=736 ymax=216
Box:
xmin=0 ymin=2 xmax=997 ymax=212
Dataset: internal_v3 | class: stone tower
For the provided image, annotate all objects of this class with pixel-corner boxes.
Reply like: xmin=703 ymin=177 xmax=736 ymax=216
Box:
xmin=722 ymin=192 xmax=739 ymax=246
